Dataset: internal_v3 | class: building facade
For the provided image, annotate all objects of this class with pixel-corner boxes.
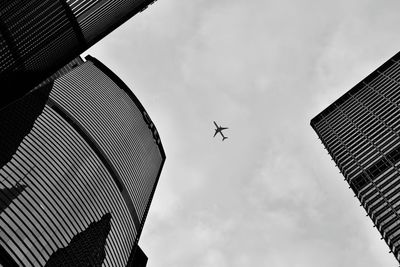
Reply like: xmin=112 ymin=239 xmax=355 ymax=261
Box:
xmin=311 ymin=51 xmax=400 ymax=263
xmin=0 ymin=56 xmax=165 ymax=266
xmin=0 ymin=0 xmax=157 ymax=108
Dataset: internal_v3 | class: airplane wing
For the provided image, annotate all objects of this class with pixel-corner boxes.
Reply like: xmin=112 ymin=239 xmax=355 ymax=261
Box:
xmin=220 ymin=127 xmax=228 ymax=130
xmin=213 ymin=130 xmax=218 ymax=137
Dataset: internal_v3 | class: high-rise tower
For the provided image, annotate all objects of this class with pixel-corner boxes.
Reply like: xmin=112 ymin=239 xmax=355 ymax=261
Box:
xmin=0 ymin=0 xmax=157 ymax=108
xmin=311 ymin=51 xmax=400 ymax=263
xmin=0 ymin=55 xmax=165 ymax=266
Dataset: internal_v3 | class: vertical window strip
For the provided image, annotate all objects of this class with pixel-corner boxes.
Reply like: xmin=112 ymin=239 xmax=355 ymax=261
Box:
xmin=33 ymin=117 xmax=100 ymax=222
xmin=14 ymin=145 xmax=74 ymax=243
xmin=13 ymin=153 xmax=69 ymax=248
xmin=22 ymin=135 xmax=86 ymax=233
xmin=0 ymin=215 xmax=35 ymax=266
xmin=3 ymin=160 xmax=58 ymax=253
xmin=0 ymin=179 xmax=45 ymax=265
xmin=30 ymin=122 xmax=93 ymax=229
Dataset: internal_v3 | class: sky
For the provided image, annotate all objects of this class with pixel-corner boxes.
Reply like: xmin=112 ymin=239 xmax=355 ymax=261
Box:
xmin=85 ymin=0 xmax=400 ymax=266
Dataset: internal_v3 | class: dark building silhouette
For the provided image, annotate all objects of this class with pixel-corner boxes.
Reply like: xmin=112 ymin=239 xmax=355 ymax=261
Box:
xmin=0 ymin=0 xmax=157 ymax=108
xmin=45 ymin=213 xmax=112 ymax=267
xmin=0 ymin=244 xmax=19 ymax=267
xmin=311 ymin=51 xmax=400 ymax=263
xmin=0 ymin=184 xmax=27 ymax=215
xmin=0 ymin=82 xmax=52 ymax=167
xmin=126 ymin=245 xmax=148 ymax=267
xmin=0 ymin=56 xmax=165 ymax=266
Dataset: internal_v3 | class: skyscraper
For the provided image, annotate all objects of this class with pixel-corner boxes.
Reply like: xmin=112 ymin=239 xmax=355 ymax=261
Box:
xmin=0 ymin=0 xmax=157 ymax=108
xmin=311 ymin=51 xmax=400 ymax=263
xmin=0 ymin=55 xmax=165 ymax=266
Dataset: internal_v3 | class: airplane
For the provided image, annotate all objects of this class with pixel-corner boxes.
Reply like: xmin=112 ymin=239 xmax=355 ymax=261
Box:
xmin=213 ymin=121 xmax=228 ymax=141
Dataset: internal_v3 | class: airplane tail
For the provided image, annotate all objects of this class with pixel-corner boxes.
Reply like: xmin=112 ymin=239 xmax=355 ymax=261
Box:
xmin=222 ymin=136 xmax=228 ymax=141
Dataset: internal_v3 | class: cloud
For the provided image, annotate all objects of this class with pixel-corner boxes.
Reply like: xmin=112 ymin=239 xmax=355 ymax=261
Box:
xmin=86 ymin=0 xmax=400 ymax=266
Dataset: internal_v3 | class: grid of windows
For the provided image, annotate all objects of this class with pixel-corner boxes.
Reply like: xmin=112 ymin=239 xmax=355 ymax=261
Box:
xmin=311 ymin=52 xmax=400 ymax=262
xmin=0 ymin=0 xmax=157 ymax=108
xmin=67 ymin=0 xmax=157 ymax=43
xmin=0 ymin=0 xmax=156 ymax=74
xmin=0 ymin=0 xmax=81 ymax=72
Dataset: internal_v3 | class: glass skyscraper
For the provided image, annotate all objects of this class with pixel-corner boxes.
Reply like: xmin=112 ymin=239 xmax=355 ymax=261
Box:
xmin=0 ymin=56 xmax=165 ymax=266
xmin=0 ymin=0 xmax=157 ymax=108
xmin=311 ymin=51 xmax=400 ymax=263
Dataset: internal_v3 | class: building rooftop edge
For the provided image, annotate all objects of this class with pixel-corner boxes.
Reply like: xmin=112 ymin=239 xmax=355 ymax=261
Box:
xmin=85 ymin=55 xmax=166 ymax=160
xmin=310 ymin=50 xmax=400 ymax=127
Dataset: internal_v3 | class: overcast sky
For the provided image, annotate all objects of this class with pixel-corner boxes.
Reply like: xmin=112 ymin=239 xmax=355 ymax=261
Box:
xmin=85 ymin=0 xmax=400 ymax=266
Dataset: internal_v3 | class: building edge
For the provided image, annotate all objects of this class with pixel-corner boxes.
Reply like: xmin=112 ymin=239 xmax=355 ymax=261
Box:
xmin=310 ymin=50 xmax=400 ymax=126
xmin=85 ymin=54 xmax=166 ymax=248
xmin=85 ymin=55 xmax=166 ymax=160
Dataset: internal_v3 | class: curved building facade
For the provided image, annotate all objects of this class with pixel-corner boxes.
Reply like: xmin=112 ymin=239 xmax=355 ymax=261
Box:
xmin=0 ymin=56 xmax=165 ymax=266
xmin=0 ymin=0 xmax=157 ymax=108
